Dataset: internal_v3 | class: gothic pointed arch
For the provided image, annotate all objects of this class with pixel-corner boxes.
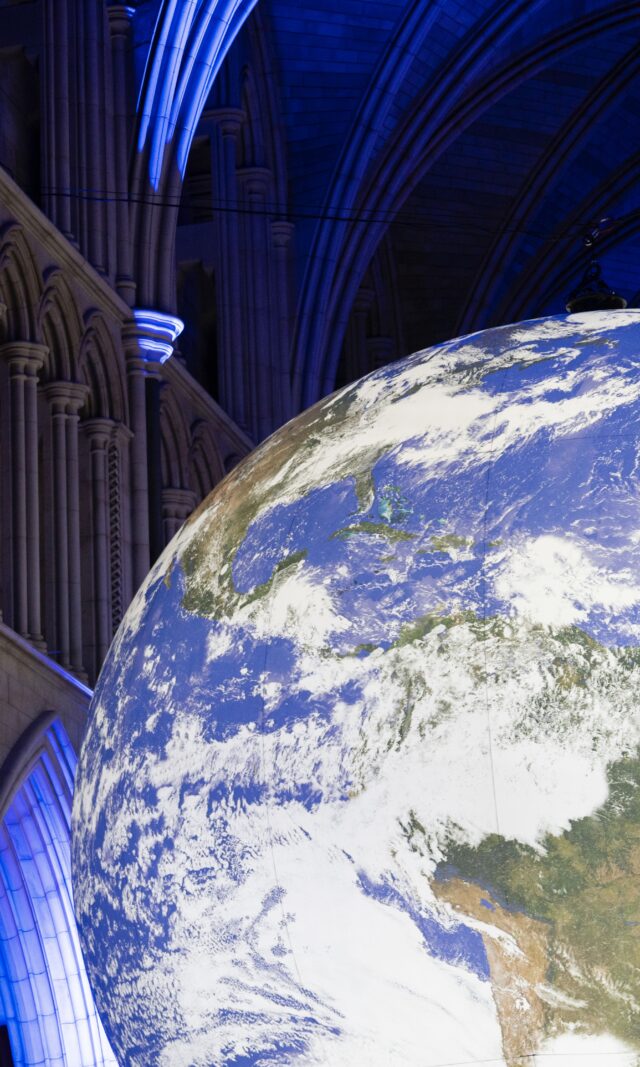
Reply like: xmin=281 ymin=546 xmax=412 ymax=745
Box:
xmin=0 ymin=715 xmax=116 ymax=1066
xmin=78 ymin=312 xmax=127 ymax=423
xmin=335 ymin=233 xmax=403 ymax=388
xmin=189 ymin=417 xmax=225 ymax=500
xmin=290 ymin=0 xmax=640 ymax=403
xmin=37 ymin=272 xmax=84 ymax=384
xmin=502 ymin=172 xmax=640 ymax=325
xmin=458 ymin=37 xmax=640 ymax=332
xmin=160 ymin=384 xmax=191 ymax=490
xmin=0 ymin=225 xmax=41 ymax=342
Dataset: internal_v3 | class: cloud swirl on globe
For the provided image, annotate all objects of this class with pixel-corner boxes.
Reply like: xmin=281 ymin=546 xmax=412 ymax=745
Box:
xmin=73 ymin=312 xmax=640 ymax=1066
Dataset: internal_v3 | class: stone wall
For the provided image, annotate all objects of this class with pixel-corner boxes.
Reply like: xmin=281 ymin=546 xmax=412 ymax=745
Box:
xmin=0 ymin=620 xmax=89 ymax=771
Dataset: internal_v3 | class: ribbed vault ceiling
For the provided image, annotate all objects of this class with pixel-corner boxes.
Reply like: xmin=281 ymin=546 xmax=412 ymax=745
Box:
xmin=135 ymin=0 xmax=640 ymax=394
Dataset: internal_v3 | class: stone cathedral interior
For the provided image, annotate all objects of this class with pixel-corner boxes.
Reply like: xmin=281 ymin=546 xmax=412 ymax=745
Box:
xmin=0 ymin=0 xmax=640 ymax=1063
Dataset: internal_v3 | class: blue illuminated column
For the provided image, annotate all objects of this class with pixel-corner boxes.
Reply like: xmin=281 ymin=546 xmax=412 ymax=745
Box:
xmin=124 ymin=310 xmax=184 ymax=585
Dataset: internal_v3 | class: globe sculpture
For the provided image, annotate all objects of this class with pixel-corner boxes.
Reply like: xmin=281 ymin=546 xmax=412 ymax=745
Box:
xmin=73 ymin=311 xmax=640 ymax=1067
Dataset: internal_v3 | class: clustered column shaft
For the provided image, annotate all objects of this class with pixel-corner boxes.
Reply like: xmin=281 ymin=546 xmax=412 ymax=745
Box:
xmin=271 ymin=221 xmax=295 ymax=427
xmin=44 ymin=381 xmax=89 ymax=676
xmin=161 ymin=488 xmax=197 ymax=546
xmin=2 ymin=343 xmax=48 ymax=644
xmin=204 ymin=109 xmax=295 ymax=442
xmin=145 ymin=368 xmax=164 ymax=565
xmin=210 ymin=110 xmax=245 ymax=430
xmin=107 ymin=5 xmax=135 ymax=303
xmin=239 ymin=167 xmax=272 ymax=440
xmin=83 ymin=418 xmax=114 ymax=669
xmin=42 ymin=0 xmax=72 ymax=236
xmin=125 ymin=355 xmax=151 ymax=590
xmin=42 ymin=0 xmax=114 ymax=275
xmin=66 ymin=387 xmax=87 ymax=675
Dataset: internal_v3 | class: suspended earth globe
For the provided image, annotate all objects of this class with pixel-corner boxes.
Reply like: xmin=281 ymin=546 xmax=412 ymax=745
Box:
xmin=73 ymin=311 xmax=640 ymax=1067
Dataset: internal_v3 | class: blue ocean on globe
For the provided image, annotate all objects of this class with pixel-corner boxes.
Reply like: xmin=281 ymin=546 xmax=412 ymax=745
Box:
xmin=73 ymin=311 xmax=640 ymax=1066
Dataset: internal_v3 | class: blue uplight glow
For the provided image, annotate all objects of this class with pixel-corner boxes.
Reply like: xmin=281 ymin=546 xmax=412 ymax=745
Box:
xmin=133 ymin=307 xmax=184 ymax=363
xmin=0 ymin=720 xmax=117 ymax=1066
xmin=135 ymin=0 xmax=259 ymax=188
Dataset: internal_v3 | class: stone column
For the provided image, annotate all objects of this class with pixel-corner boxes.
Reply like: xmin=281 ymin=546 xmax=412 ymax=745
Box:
xmin=347 ymin=288 xmax=374 ymax=383
xmin=24 ymin=349 xmax=47 ymax=648
xmin=44 ymin=384 xmax=70 ymax=667
xmin=107 ymin=5 xmax=135 ymax=304
xmin=43 ymin=381 xmax=88 ymax=673
xmin=124 ymin=351 xmax=150 ymax=591
xmin=124 ymin=311 xmax=183 ymax=589
xmin=42 ymin=0 xmax=73 ymax=237
xmin=162 ymin=488 xmax=197 ymax=546
xmin=2 ymin=343 xmax=48 ymax=644
xmin=66 ymin=384 xmax=89 ymax=677
xmin=10 ymin=360 xmax=27 ymax=636
xmin=83 ymin=0 xmax=107 ymax=273
xmin=239 ymin=166 xmax=273 ymax=441
xmin=271 ymin=220 xmax=295 ymax=426
xmin=110 ymin=421 xmax=133 ymax=628
xmin=83 ymin=418 xmax=114 ymax=672
xmin=146 ymin=365 xmax=164 ymax=564
xmin=206 ymin=108 xmax=245 ymax=429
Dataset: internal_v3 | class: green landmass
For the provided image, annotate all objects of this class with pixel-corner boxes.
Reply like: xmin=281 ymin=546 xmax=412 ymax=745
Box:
xmin=393 ymin=608 xmax=491 ymax=648
xmin=438 ymin=753 xmax=640 ymax=1055
xmin=179 ymin=383 xmax=404 ymax=620
xmin=179 ymin=378 xmax=366 ymax=618
xmin=331 ymin=521 xmax=415 ymax=543
xmin=340 ymin=642 xmax=379 ymax=658
xmin=381 ymin=607 xmax=640 ymax=1057
xmin=377 ymin=484 xmax=412 ymax=524
xmin=428 ymin=532 xmax=473 ymax=553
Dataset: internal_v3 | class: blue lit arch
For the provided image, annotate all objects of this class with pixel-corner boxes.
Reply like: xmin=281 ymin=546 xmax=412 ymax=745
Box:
xmin=136 ymin=0 xmax=260 ymax=190
xmin=291 ymin=0 xmax=640 ymax=406
xmin=130 ymin=0 xmax=260 ymax=308
xmin=0 ymin=714 xmax=116 ymax=1066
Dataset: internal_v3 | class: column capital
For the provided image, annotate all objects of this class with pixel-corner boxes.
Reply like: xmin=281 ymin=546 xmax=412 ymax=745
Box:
xmin=124 ymin=309 xmax=184 ymax=366
xmin=271 ymin=220 xmax=294 ymax=248
xmin=0 ymin=341 xmax=48 ymax=376
xmin=162 ymin=487 xmax=197 ymax=519
xmin=82 ymin=416 xmax=117 ymax=448
xmin=43 ymin=380 xmax=89 ymax=414
xmin=237 ymin=166 xmax=271 ymax=198
xmin=107 ymin=4 xmax=135 ymax=38
xmin=202 ymin=107 xmax=245 ymax=137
